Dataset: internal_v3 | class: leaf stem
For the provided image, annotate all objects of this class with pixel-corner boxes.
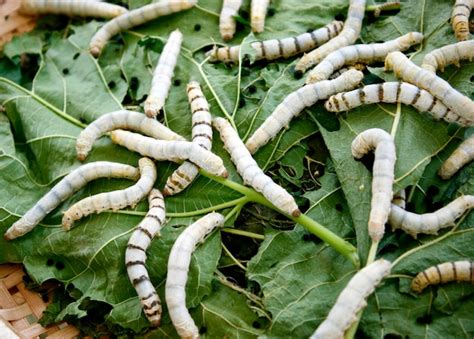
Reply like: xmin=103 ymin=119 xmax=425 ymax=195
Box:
xmin=367 ymin=240 xmax=379 ymax=265
xmin=221 ymin=242 xmax=247 ymax=271
xmin=221 ymin=228 xmax=265 ymax=240
xmin=365 ymin=3 xmax=401 ymax=12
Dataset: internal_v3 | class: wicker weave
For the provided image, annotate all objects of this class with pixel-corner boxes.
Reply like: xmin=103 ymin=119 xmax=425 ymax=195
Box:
xmin=0 ymin=0 xmax=37 ymax=49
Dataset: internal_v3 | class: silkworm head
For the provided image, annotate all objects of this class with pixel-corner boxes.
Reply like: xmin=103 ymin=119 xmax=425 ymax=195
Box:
xmin=345 ymin=69 xmax=364 ymax=86
xmin=62 ymin=212 xmax=75 ymax=231
xmin=90 ymin=46 xmax=101 ymax=58
xmin=408 ymin=32 xmax=424 ymax=45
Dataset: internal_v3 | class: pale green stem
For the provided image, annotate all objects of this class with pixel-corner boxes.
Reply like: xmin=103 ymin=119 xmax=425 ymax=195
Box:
xmin=365 ymin=3 xmax=401 ymax=12
xmin=221 ymin=242 xmax=247 ymax=271
xmin=221 ymin=228 xmax=265 ymax=240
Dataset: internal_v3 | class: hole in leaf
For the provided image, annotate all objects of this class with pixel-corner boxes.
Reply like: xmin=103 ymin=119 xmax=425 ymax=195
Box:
xmin=130 ymin=77 xmax=139 ymax=91
xmin=173 ymin=79 xmax=181 ymax=86
xmin=194 ymin=24 xmax=201 ymax=31
xmin=108 ymin=81 xmax=116 ymax=89
xmin=248 ymin=85 xmax=257 ymax=94
xmin=73 ymin=52 xmax=80 ymax=60
xmin=62 ymin=68 xmax=69 ymax=75
xmin=252 ymin=320 xmax=262 ymax=329
xmin=55 ymin=261 xmax=65 ymax=270
xmin=46 ymin=259 xmax=54 ymax=266
xmin=268 ymin=7 xmax=276 ymax=17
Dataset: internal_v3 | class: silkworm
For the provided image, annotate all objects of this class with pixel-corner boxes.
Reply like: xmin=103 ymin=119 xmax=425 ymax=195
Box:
xmin=385 ymin=51 xmax=474 ymax=123
xmin=19 ymin=0 xmax=128 ymax=18
xmin=89 ymin=0 xmax=196 ymax=57
xmin=3 ymin=162 xmax=139 ymax=240
xmin=295 ymin=0 xmax=366 ymax=74
xmin=310 ymin=259 xmax=392 ymax=339
xmin=165 ymin=212 xmax=224 ymax=339
xmin=373 ymin=1 xmax=400 ymax=17
xmin=411 ymin=261 xmax=474 ymax=293
xmin=306 ymin=32 xmax=423 ymax=84
xmin=213 ymin=117 xmax=301 ymax=217
xmin=251 ymin=0 xmax=270 ymax=33
xmin=451 ymin=0 xmax=473 ymax=41
xmin=421 ymin=40 xmax=474 ymax=72
xmin=328 ymin=63 xmax=366 ymax=80
xmin=245 ymin=69 xmax=364 ymax=154
xmin=110 ymin=130 xmax=228 ymax=177
xmin=392 ymin=189 xmax=406 ymax=209
xmin=126 ymin=189 xmax=165 ymax=327
xmin=352 ymin=128 xmax=396 ymax=243
xmin=207 ymin=20 xmax=343 ymax=63
xmin=389 ymin=195 xmax=474 ymax=238
xmin=219 ymin=0 xmax=243 ymax=41
xmin=76 ymin=110 xmax=186 ymax=161
xmin=438 ymin=135 xmax=474 ymax=179
xmin=324 ymin=82 xmax=472 ymax=126
xmin=144 ymin=30 xmax=183 ymax=118
xmin=62 ymin=157 xmax=157 ymax=230
xmin=163 ymin=81 xmax=212 ymax=196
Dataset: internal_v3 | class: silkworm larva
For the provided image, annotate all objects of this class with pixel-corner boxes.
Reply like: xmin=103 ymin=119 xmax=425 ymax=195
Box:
xmin=328 ymin=63 xmax=366 ymax=80
xmin=392 ymin=189 xmax=406 ymax=209
xmin=245 ymin=69 xmax=364 ymax=154
xmin=62 ymin=157 xmax=157 ymax=230
xmin=352 ymin=128 xmax=396 ymax=243
xmin=373 ymin=1 xmax=400 ymax=17
xmin=89 ymin=0 xmax=196 ymax=57
xmin=163 ymin=81 xmax=212 ymax=196
xmin=19 ymin=0 xmax=128 ymax=18
xmin=324 ymin=82 xmax=472 ymax=126
xmin=421 ymin=40 xmax=474 ymax=73
xmin=3 ymin=162 xmax=139 ymax=240
xmin=126 ymin=189 xmax=165 ymax=327
xmin=213 ymin=117 xmax=301 ymax=217
xmin=295 ymin=0 xmax=366 ymax=74
xmin=207 ymin=20 xmax=343 ymax=63
xmin=144 ymin=30 xmax=183 ymax=118
xmin=165 ymin=212 xmax=225 ymax=339
xmin=385 ymin=51 xmax=474 ymax=123
xmin=389 ymin=195 xmax=474 ymax=238
xmin=250 ymin=0 xmax=270 ymax=33
xmin=76 ymin=110 xmax=186 ymax=161
xmin=219 ymin=0 xmax=243 ymax=41
xmin=110 ymin=130 xmax=228 ymax=177
xmin=310 ymin=259 xmax=392 ymax=339
xmin=451 ymin=0 xmax=473 ymax=41
xmin=411 ymin=261 xmax=474 ymax=294
xmin=306 ymin=32 xmax=423 ymax=84
xmin=438 ymin=135 xmax=474 ymax=179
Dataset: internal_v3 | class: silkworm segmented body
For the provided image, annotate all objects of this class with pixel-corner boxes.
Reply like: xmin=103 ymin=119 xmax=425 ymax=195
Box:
xmin=352 ymin=129 xmax=396 ymax=243
xmin=306 ymin=32 xmax=423 ymax=84
xmin=373 ymin=1 xmax=400 ymax=17
xmin=110 ymin=130 xmax=228 ymax=177
xmin=76 ymin=110 xmax=185 ymax=161
xmin=126 ymin=189 xmax=165 ymax=327
xmin=3 ymin=162 xmax=139 ymax=240
xmin=145 ymin=30 xmax=183 ymax=118
xmin=451 ymin=0 xmax=473 ymax=41
xmin=89 ymin=0 xmax=196 ymax=57
xmin=213 ymin=117 xmax=301 ymax=217
xmin=385 ymin=51 xmax=474 ymax=123
xmin=251 ymin=0 xmax=270 ymax=33
xmin=421 ymin=40 xmax=474 ymax=72
xmin=207 ymin=21 xmax=343 ymax=63
xmin=163 ymin=82 xmax=212 ymax=196
xmin=245 ymin=69 xmax=364 ymax=154
xmin=324 ymin=82 xmax=472 ymax=126
xmin=295 ymin=0 xmax=366 ymax=74
xmin=411 ymin=261 xmax=474 ymax=293
xmin=389 ymin=195 xmax=474 ymax=238
xmin=392 ymin=189 xmax=406 ymax=209
xmin=166 ymin=212 xmax=224 ymax=339
xmin=62 ymin=158 xmax=157 ymax=230
xmin=310 ymin=259 xmax=392 ymax=339
xmin=219 ymin=0 xmax=243 ymax=41
xmin=19 ymin=0 xmax=128 ymax=18
xmin=438 ymin=135 xmax=474 ymax=179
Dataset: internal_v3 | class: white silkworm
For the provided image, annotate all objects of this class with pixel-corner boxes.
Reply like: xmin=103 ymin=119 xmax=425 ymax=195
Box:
xmin=306 ymin=32 xmax=423 ymax=84
xmin=19 ymin=0 xmax=128 ymax=18
xmin=328 ymin=63 xmax=366 ymax=80
xmin=144 ymin=30 xmax=183 ymax=118
xmin=165 ymin=212 xmax=224 ymax=339
xmin=163 ymin=81 xmax=212 ymax=196
xmin=126 ymin=189 xmax=165 ymax=327
xmin=352 ymin=128 xmax=396 ymax=243
xmin=207 ymin=21 xmax=343 ymax=63
xmin=76 ymin=110 xmax=186 ymax=161
xmin=219 ymin=0 xmax=243 ymax=41
xmin=213 ymin=117 xmax=301 ymax=217
xmin=421 ymin=40 xmax=474 ymax=72
xmin=3 ymin=162 xmax=139 ymax=240
xmin=451 ymin=0 xmax=473 ymax=41
xmin=245 ymin=69 xmax=364 ymax=154
xmin=89 ymin=0 xmax=196 ymax=57
xmin=438 ymin=135 xmax=474 ymax=179
xmin=110 ymin=130 xmax=228 ymax=177
xmin=310 ymin=259 xmax=392 ymax=339
xmin=250 ymin=0 xmax=270 ymax=33
xmin=385 ymin=51 xmax=474 ymax=123
xmin=62 ymin=157 xmax=157 ymax=230
xmin=411 ymin=261 xmax=474 ymax=294
xmin=392 ymin=189 xmax=406 ymax=209
xmin=295 ymin=0 xmax=366 ymax=74
xmin=324 ymin=82 xmax=472 ymax=126
xmin=373 ymin=1 xmax=400 ymax=17
xmin=389 ymin=195 xmax=474 ymax=238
